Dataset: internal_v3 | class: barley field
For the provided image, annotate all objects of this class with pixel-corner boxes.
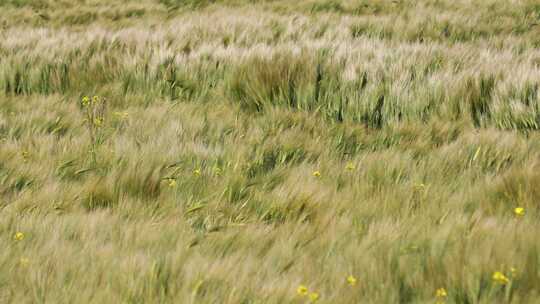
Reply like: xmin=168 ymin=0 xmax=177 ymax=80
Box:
xmin=1 ymin=0 xmax=540 ymax=303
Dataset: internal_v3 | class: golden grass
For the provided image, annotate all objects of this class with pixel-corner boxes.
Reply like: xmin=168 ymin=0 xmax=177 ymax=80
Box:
xmin=1 ymin=0 xmax=540 ymax=303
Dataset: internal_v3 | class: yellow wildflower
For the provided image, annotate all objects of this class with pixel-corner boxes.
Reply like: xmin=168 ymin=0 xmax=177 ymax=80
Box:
xmin=492 ymin=271 xmax=509 ymax=285
xmin=193 ymin=169 xmax=201 ymax=176
xmin=435 ymin=287 xmax=447 ymax=298
xmin=14 ymin=232 xmax=25 ymax=241
xmin=308 ymin=292 xmax=319 ymax=302
xmin=93 ymin=118 xmax=103 ymax=127
xmin=345 ymin=162 xmax=356 ymax=171
xmin=312 ymin=170 xmax=321 ymax=177
xmin=92 ymin=96 xmax=100 ymax=103
xmin=347 ymin=275 xmax=357 ymax=286
xmin=82 ymin=96 xmax=90 ymax=106
xmin=514 ymin=207 xmax=525 ymax=217
xmin=168 ymin=179 xmax=177 ymax=188
xmin=297 ymin=285 xmax=308 ymax=296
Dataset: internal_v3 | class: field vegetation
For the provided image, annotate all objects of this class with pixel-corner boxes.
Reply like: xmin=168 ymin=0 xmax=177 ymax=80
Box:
xmin=1 ymin=0 xmax=540 ymax=303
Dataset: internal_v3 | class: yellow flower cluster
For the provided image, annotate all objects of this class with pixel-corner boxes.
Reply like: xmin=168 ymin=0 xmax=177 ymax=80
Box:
xmin=82 ymin=96 xmax=90 ymax=106
xmin=81 ymin=95 xmax=107 ymax=133
xmin=14 ymin=232 xmax=25 ymax=241
xmin=297 ymin=276 xmax=357 ymax=302
xmin=308 ymin=292 xmax=319 ymax=302
xmin=435 ymin=287 xmax=447 ymax=298
xmin=82 ymin=95 xmax=102 ymax=107
xmin=347 ymin=275 xmax=357 ymax=286
xmin=492 ymin=271 xmax=510 ymax=285
xmin=93 ymin=117 xmax=103 ymax=127
xmin=514 ymin=207 xmax=525 ymax=217
xmin=296 ymin=284 xmax=319 ymax=302
xmin=297 ymin=285 xmax=308 ymax=296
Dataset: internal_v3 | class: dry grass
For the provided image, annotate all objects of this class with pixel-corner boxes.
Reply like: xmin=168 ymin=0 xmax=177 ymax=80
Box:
xmin=1 ymin=0 xmax=540 ymax=303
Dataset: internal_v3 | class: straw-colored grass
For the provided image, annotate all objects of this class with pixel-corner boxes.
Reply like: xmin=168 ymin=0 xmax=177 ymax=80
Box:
xmin=1 ymin=0 xmax=540 ymax=303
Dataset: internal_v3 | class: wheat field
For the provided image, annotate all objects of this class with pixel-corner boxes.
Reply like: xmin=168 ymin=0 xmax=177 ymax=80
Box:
xmin=1 ymin=0 xmax=540 ymax=303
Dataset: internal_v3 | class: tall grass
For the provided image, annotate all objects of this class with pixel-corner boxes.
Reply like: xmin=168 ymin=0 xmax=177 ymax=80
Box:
xmin=1 ymin=1 xmax=540 ymax=303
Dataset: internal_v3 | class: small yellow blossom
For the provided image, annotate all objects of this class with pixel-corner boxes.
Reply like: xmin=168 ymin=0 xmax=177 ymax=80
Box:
xmin=345 ymin=162 xmax=356 ymax=171
xmin=93 ymin=118 xmax=103 ymax=127
xmin=92 ymin=96 xmax=100 ymax=103
xmin=168 ymin=179 xmax=177 ymax=188
xmin=308 ymin=292 xmax=319 ymax=302
xmin=297 ymin=285 xmax=308 ymax=296
xmin=19 ymin=257 xmax=29 ymax=267
xmin=347 ymin=275 xmax=357 ymax=286
xmin=514 ymin=207 xmax=525 ymax=217
xmin=492 ymin=271 xmax=509 ymax=285
xmin=193 ymin=169 xmax=201 ymax=176
xmin=435 ymin=287 xmax=447 ymax=298
xmin=14 ymin=232 xmax=25 ymax=241
xmin=82 ymin=96 xmax=90 ymax=106
xmin=312 ymin=170 xmax=321 ymax=177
